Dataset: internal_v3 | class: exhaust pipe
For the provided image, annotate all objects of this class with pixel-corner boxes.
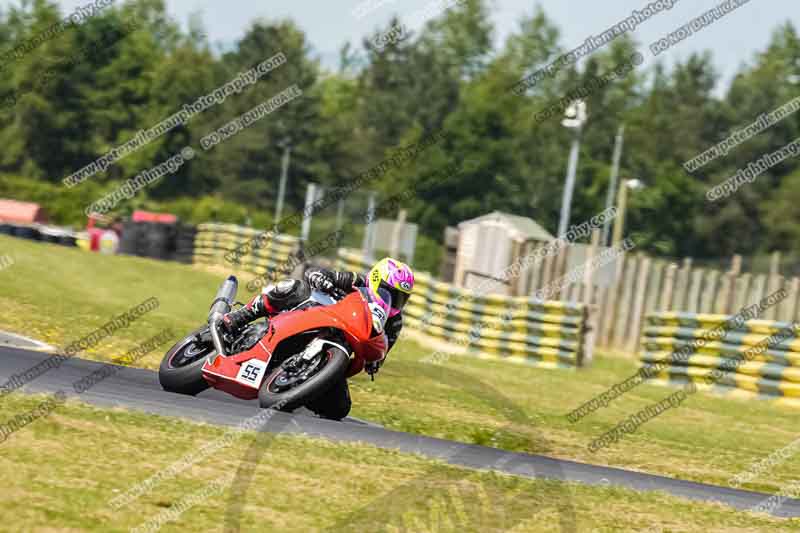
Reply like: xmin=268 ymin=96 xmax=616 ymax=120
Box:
xmin=208 ymin=276 xmax=238 ymax=360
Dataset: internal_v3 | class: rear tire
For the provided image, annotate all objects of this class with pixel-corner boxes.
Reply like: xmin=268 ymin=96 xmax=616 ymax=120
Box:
xmin=159 ymin=327 xmax=213 ymax=395
xmin=258 ymin=343 xmax=349 ymax=412
xmin=306 ymin=378 xmax=352 ymax=420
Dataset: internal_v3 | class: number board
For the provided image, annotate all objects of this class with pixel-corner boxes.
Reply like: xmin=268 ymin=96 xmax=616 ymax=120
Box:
xmin=235 ymin=358 xmax=268 ymax=388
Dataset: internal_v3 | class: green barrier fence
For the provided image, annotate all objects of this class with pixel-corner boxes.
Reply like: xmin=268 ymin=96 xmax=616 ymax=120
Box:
xmin=338 ymin=249 xmax=591 ymax=368
xmin=639 ymin=311 xmax=800 ymax=406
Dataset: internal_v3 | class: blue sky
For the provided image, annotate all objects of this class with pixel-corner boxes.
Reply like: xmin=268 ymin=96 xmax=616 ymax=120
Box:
xmin=11 ymin=1 xmax=800 ymax=92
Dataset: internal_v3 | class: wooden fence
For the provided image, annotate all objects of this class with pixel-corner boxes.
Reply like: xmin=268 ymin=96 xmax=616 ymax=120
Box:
xmin=522 ymin=230 xmax=800 ymax=355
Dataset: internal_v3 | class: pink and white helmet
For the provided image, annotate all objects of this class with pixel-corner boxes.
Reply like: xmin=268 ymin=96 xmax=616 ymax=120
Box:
xmin=367 ymin=257 xmax=415 ymax=317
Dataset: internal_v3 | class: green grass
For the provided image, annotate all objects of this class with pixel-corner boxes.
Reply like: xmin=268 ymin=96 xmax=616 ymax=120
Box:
xmin=1 ymin=392 xmax=797 ymax=532
xmin=1 ymin=234 xmax=799 ymax=497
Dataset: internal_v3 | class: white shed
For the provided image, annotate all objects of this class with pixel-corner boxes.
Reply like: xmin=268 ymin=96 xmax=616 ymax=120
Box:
xmin=454 ymin=211 xmax=554 ymax=296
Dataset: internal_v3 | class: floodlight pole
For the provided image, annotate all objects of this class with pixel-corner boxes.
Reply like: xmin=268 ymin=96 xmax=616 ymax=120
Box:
xmin=557 ymin=100 xmax=588 ymax=237
xmin=558 ymin=133 xmax=582 ymax=237
xmin=362 ymin=192 xmax=377 ymax=261
xmin=611 ymin=179 xmax=629 ymax=249
xmin=300 ymin=182 xmax=316 ymax=243
xmin=275 ymin=140 xmax=291 ymax=225
xmin=602 ymin=125 xmax=625 ymax=246
xmin=611 ymin=179 xmax=643 ymax=249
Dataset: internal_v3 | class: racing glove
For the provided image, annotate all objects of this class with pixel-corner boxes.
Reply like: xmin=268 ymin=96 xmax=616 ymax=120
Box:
xmin=365 ymin=359 xmax=384 ymax=379
xmin=305 ymin=268 xmax=360 ymax=298
xmin=307 ymin=270 xmax=337 ymax=292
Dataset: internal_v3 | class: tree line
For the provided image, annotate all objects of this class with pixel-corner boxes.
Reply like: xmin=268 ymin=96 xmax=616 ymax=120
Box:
xmin=1 ymin=0 xmax=799 ymax=270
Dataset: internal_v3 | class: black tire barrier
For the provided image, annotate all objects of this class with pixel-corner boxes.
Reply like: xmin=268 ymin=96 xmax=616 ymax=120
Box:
xmin=1 ymin=223 xmax=80 ymax=248
xmin=39 ymin=231 xmax=61 ymax=244
xmin=118 ymin=220 xmax=141 ymax=256
xmin=117 ymin=221 xmax=196 ymax=263
xmin=11 ymin=225 xmax=41 ymax=241
xmin=143 ymin=223 xmax=173 ymax=261
xmin=58 ymin=235 xmax=77 ymax=247
xmin=173 ymin=252 xmax=194 ymax=264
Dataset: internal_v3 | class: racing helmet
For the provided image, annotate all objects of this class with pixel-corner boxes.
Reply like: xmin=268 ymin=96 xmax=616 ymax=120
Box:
xmin=367 ymin=257 xmax=414 ymax=317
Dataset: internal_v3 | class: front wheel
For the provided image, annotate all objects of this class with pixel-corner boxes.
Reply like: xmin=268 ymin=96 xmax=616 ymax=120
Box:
xmin=159 ymin=327 xmax=214 ymax=395
xmin=258 ymin=341 xmax=349 ymax=411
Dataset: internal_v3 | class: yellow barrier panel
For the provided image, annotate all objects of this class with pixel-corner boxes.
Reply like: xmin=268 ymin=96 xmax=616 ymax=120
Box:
xmin=640 ymin=311 xmax=800 ymax=405
xmin=192 ymin=223 xmax=299 ymax=277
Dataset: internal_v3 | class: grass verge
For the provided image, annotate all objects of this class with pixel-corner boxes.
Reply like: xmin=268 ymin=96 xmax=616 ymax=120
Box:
xmin=1 ymin=392 xmax=797 ymax=532
xmin=1 ymin=235 xmax=799 ymax=496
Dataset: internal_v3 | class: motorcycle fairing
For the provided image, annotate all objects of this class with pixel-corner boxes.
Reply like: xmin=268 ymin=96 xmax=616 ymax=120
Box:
xmin=201 ymin=290 xmax=385 ymax=399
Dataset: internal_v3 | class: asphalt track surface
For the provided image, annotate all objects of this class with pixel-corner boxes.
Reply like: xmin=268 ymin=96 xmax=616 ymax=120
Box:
xmin=2 ymin=345 xmax=800 ymax=519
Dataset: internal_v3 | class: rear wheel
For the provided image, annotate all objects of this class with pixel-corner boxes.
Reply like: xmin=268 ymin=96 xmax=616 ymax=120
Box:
xmin=258 ymin=340 xmax=349 ymax=412
xmin=158 ymin=327 xmax=214 ymax=395
xmin=305 ymin=378 xmax=352 ymax=420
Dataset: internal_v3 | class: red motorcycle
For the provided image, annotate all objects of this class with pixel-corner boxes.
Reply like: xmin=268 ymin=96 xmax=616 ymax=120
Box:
xmin=158 ymin=276 xmax=389 ymax=412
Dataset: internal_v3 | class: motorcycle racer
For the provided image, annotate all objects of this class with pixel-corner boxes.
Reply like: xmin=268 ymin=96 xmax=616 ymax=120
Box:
xmin=221 ymin=257 xmax=414 ymax=419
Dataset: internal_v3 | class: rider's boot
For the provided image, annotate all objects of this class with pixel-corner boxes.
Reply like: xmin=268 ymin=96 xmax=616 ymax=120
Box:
xmin=221 ymin=279 xmax=310 ymax=336
xmin=221 ymin=291 xmax=271 ymax=336
xmin=221 ymin=303 xmax=261 ymax=335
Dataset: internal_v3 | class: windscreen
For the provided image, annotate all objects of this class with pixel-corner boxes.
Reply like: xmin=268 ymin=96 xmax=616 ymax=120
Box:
xmin=357 ymin=286 xmax=393 ymax=310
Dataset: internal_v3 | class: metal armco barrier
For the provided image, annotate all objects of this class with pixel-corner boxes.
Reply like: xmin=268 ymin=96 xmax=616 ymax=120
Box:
xmin=640 ymin=312 xmax=800 ymax=407
xmin=338 ymin=249 xmax=591 ymax=368
xmin=193 ymin=223 xmax=299 ymax=275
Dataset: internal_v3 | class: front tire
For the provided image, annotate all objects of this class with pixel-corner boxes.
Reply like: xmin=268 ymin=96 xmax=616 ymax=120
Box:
xmin=258 ymin=343 xmax=349 ymax=412
xmin=159 ymin=327 xmax=214 ymax=395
